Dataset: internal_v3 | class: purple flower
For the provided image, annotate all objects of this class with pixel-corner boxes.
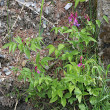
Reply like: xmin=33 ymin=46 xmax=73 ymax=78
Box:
xmin=77 ymin=63 xmax=83 ymax=67
xmin=37 ymin=70 xmax=40 ymax=74
xmin=78 ymin=56 xmax=85 ymax=69
xmin=73 ymin=17 xmax=80 ymax=27
xmin=68 ymin=12 xmax=80 ymax=27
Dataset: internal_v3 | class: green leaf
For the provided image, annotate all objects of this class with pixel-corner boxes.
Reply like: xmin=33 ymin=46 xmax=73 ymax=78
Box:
xmin=88 ymin=37 xmax=97 ymax=42
xmin=9 ymin=43 xmax=13 ymax=53
xmin=61 ymin=54 xmax=67 ymax=60
xmin=37 ymin=37 xmax=43 ymax=41
xmin=80 ymin=0 xmax=86 ymax=2
xmin=103 ymin=15 xmax=109 ymax=23
xmin=74 ymin=87 xmax=82 ymax=95
xmin=47 ymin=90 xmax=52 ymax=98
xmin=96 ymin=20 xmax=101 ymax=28
xmin=41 ymin=57 xmax=54 ymax=62
xmin=50 ymin=96 xmax=58 ymax=103
xmin=12 ymin=43 xmax=17 ymax=53
xmin=74 ymin=87 xmax=82 ymax=103
xmin=76 ymin=94 xmax=82 ymax=103
xmin=68 ymin=97 xmax=77 ymax=104
xmin=68 ymin=54 xmax=73 ymax=62
xmin=24 ymin=47 xmax=30 ymax=58
xmin=47 ymin=45 xmax=55 ymax=55
xmin=68 ymin=84 xmax=75 ymax=94
xmin=79 ymin=104 xmax=86 ymax=110
xmin=36 ymin=52 xmax=40 ymax=64
xmin=18 ymin=43 xmax=24 ymax=52
xmin=64 ymin=92 xmax=72 ymax=99
xmin=75 ymin=0 xmax=80 ymax=8
xmin=14 ymin=36 xmax=22 ymax=44
xmin=37 ymin=85 xmax=42 ymax=92
xmin=30 ymin=43 xmax=37 ymax=51
xmin=58 ymin=44 xmax=65 ymax=51
xmin=55 ymin=49 xmax=61 ymax=58
xmin=2 ymin=43 xmax=10 ymax=49
xmin=61 ymin=98 xmax=66 ymax=107
xmin=63 ymin=29 xmax=73 ymax=33
xmin=57 ymin=90 xmax=63 ymax=98
xmin=90 ymin=96 xmax=97 ymax=105
xmin=71 ymin=50 xmax=79 ymax=55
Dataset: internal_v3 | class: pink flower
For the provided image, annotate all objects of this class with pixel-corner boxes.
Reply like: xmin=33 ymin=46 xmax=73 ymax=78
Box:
xmin=37 ymin=70 xmax=40 ymax=74
xmin=80 ymin=56 xmax=83 ymax=62
xmin=85 ymin=15 xmax=90 ymax=21
xmin=77 ymin=63 xmax=83 ymax=67
xmin=68 ymin=12 xmax=80 ymax=27
xmin=78 ymin=56 xmax=85 ymax=69
xmin=35 ymin=66 xmax=37 ymax=72
xmin=35 ymin=66 xmax=40 ymax=74
xmin=73 ymin=18 xmax=80 ymax=27
xmin=22 ymin=40 xmax=24 ymax=42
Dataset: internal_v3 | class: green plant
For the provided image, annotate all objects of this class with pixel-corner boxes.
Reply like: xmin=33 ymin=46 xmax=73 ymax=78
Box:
xmin=2 ymin=2 xmax=110 ymax=109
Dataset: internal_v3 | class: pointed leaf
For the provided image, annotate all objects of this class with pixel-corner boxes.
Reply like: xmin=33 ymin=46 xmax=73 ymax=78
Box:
xmin=24 ymin=47 xmax=30 ymax=58
xmin=61 ymin=98 xmax=66 ymax=107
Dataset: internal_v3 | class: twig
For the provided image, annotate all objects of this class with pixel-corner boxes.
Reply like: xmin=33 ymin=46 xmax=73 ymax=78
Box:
xmin=14 ymin=99 xmax=18 ymax=110
xmin=3 ymin=5 xmax=24 ymax=41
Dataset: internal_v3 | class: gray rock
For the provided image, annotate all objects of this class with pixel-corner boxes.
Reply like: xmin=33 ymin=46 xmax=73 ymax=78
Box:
xmin=46 ymin=32 xmax=50 ymax=36
xmin=3 ymin=67 xmax=9 ymax=72
xmin=43 ymin=20 xmax=47 ymax=28
xmin=5 ymin=71 xmax=11 ymax=76
xmin=44 ymin=6 xmax=54 ymax=15
xmin=0 ymin=63 xmax=1 ymax=69
xmin=9 ymin=66 xmax=14 ymax=69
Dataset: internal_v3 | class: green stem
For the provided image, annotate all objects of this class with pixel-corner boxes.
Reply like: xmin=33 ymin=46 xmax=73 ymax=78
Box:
xmin=39 ymin=0 xmax=44 ymax=36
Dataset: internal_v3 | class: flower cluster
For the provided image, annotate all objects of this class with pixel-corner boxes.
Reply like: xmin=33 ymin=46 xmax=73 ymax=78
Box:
xmin=35 ymin=66 xmax=40 ymax=74
xmin=68 ymin=12 xmax=80 ymax=27
xmin=77 ymin=56 xmax=85 ymax=68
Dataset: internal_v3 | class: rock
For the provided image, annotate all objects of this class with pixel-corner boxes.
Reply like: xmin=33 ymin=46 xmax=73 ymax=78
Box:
xmin=0 ymin=54 xmax=5 ymax=58
xmin=64 ymin=3 xmax=73 ymax=10
xmin=44 ymin=6 xmax=54 ymax=15
xmin=43 ymin=20 xmax=47 ymax=28
xmin=5 ymin=71 xmax=11 ymax=76
xmin=0 ymin=0 xmax=4 ymax=6
xmin=0 ymin=63 xmax=1 ymax=69
xmin=46 ymin=32 xmax=50 ymax=36
xmin=0 ymin=78 xmax=5 ymax=83
xmin=3 ymin=67 xmax=9 ymax=72
xmin=0 ymin=72 xmax=2 ymax=75
xmin=22 ymin=60 xmax=27 ymax=67
xmin=9 ymin=66 xmax=14 ymax=69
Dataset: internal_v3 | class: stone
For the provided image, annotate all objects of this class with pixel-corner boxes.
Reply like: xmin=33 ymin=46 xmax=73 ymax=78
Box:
xmin=5 ymin=71 xmax=11 ymax=76
xmin=3 ymin=67 xmax=9 ymax=72
xmin=64 ymin=3 xmax=73 ymax=10
xmin=9 ymin=66 xmax=14 ymax=69
xmin=0 ymin=63 xmax=1 ymax=69
xmin=43 ymin=20 xmax=47 ymax=28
